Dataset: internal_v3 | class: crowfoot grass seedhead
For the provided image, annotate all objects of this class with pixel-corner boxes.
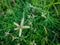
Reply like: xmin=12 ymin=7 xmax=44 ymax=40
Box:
xmin=29 ymin=4 xmax=36 ymax=9
xmin=5 ymin=31 xmax=10 ymax=36
xmin=5 ymin=29 xmax=11 ymax=36
xmin=29 ymin=21 xmax=32 ymax=25
xmin=28 ymin=14 xmax=36 ymax=19
xmin=29 ymin=4 xmax=34 ymax=8
xmin=32 ymin=14 xmax=36 ymax=18
xmin=41 ymin=12 xmax=46 ymax=18
xmin=28 ymin=15 xmax=31 ymax=18
xmin=12 ymin=36 xmax=18 ymax=41
xmin=6 ymin=9 xmax=13 ymax=14
xmin=14 ymin=16 xmax=30 ymax=37
xmin=30 ymin=40 xmax=36 ymax=45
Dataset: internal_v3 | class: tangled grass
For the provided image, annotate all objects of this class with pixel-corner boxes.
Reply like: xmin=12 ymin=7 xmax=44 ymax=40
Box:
xmin=0 ymin=0 xmax=60 ymax=45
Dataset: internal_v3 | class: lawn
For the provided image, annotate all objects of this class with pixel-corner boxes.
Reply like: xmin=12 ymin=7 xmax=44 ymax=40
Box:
xmin=0 ymin=0 xmax=60 ymax=45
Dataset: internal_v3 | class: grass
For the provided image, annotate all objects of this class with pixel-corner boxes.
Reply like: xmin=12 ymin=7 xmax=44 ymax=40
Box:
xmin=0 ymin=0 xmax=60 ymax=45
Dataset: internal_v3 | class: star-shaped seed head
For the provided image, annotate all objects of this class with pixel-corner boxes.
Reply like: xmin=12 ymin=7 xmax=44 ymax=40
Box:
xmin=5 ymin=31 xmax=10 ymax=36
xmin=14 ymin=16 xmax=30 ymax=37
xmin=30 ymin=40 xmax=36 ymax=45
xmin=41 ymin=12 xmax=46 ymax=18
xmin=12 ymin=36 xmax=18 ymax=41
